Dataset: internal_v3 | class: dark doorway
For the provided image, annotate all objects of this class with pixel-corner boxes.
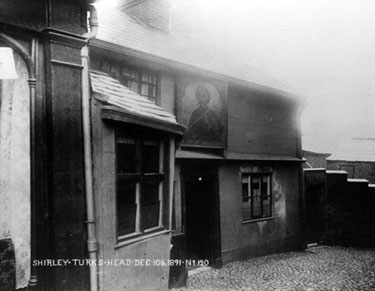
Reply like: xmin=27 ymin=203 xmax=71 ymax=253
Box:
xmin=185 ymin=178 xmax=214 ymax=261
xmin=304 ymin=170 xmax=327 ymax=245
xmin=169 ymin=161 xmax=222 ymax=288
xmin=183 ymin=162 xmax=222 ymax=267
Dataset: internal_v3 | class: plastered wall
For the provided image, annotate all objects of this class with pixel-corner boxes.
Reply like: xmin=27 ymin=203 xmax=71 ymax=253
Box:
xmin=218 ymin=162 xmax=302 ymax=263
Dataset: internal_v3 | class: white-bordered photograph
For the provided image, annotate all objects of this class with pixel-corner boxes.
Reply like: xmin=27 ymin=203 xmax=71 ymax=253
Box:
xmin=0 ymin=0 xmax=374 ymax=290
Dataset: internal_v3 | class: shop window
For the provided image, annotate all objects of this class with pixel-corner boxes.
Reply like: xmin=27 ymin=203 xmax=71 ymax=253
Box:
xmin=242 ymin=173 xmax=272 ymax=221
xmin=116 ymin=132 xmax=165 ymax=240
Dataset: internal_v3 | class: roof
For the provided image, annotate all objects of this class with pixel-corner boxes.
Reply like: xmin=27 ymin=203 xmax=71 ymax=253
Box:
xmin=303 ymin=150 xmax=331 ymax=157
xmin=327 ymin=138 xmax=375 ymax=162
xmin=93 ymin=3 xmax=298 ymax=98
xmin=224 ymin=151 xmax=304 ymax=162
xmin=90 ymin=70 xmax=185 ymax=134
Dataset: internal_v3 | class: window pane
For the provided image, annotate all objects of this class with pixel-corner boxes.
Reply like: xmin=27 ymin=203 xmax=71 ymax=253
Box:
xmin=252 ymin=177 xmax=260 ymax=194
xmin=123 ymin=68 xmax=131 ymax=77
xmin=129 ymin=81 xmax=139 ymax=93
xmin=142 ymin=180 xmax=160 ymax=203
xmin=142 ymin=72 xmax=149 ymax=82
xmin=252 ymin=195 xmax=262 ymax=218
xmin=151 ymin=74 xmax=157 ymax=85
xmin=141 ymin=83 xmax=148 ymax=96
xmin=142 ymin=140 xmax=160 ymax=173
xmin=132 ymin=71 xmax=138 ymax=80
xmin=261 ymin=177 xmax=269 ymax=197
xmin=242 ymin=180 xmax=249 ymax=202
xmin=117 ymin=138 xmax=136 ymax=174
xmin=101 ymin=61 xmax=110 ymax=72
xmin=110 ymin=64 xmax=119 ymax=77
xmin=151 ymin=86 xmax=157 ymax=97
xmin=142 ymin=181 xmax=160 ymax=229
xmin=117 ymin=182 xmax=137 ymax=236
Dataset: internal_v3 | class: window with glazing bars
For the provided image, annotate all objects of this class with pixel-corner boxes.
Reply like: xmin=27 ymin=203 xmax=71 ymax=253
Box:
xmin=242 ymin=173 xmax=272 ymax=221
xmin=116 ymin=133 xmax=165 ymax=239
xmin=100 ymin=61 xmax=159 ymax=104
xmin=120 ymin=67 xmax=158 ymax=103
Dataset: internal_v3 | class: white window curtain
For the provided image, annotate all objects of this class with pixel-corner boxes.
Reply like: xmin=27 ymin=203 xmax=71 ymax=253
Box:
xmin=0 ymin=50 xmax=31 ymax=289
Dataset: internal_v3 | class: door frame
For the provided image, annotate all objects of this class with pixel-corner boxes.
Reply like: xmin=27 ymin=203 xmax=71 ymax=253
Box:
xmin=181 ymin=160 xmax=222 ymax=268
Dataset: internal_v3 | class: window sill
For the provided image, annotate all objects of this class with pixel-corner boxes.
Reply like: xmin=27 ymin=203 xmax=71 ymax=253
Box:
xmin=242 ymin=216 xmax=275 ymax=224
xmin=115 ymin=229 xmax=171 ymax=249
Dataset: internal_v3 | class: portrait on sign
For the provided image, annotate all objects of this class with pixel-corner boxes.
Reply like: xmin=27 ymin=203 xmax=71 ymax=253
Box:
xmin=177 ymin=78 xmax=227 ymax=148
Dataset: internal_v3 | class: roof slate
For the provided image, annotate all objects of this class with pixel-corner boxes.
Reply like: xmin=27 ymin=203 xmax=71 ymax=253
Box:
xmin=90 ymin=70 xmax=181 ymax=127
xmin=93 ymin=3 xmax=295 ymax=95
xmin=328 ymin=138 xmax=375 ymax=162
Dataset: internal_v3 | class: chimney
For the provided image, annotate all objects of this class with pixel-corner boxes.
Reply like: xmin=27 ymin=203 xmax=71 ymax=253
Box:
xmin=118 ymin=0 xmax=171 ymax=32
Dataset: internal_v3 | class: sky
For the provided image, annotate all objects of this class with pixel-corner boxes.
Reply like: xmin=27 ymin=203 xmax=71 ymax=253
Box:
xmin=105 ymin=0 xmax=375 ymax=153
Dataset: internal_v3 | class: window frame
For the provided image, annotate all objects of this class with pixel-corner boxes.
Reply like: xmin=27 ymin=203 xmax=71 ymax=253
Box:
xmin=115 ymin=129 xmax=168 ymax=243
xmin=241 ymin=172 xmax=274 ymax=222
xmin=100 ymin=60 xmax=159 ymax=104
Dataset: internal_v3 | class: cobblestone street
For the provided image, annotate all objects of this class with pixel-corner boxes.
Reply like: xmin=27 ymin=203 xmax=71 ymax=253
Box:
xmin=177 ymin=246 xmax=375 ymax=291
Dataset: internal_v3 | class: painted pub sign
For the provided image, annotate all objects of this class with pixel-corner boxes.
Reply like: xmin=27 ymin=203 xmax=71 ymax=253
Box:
xmin=177 ymin=76 xmax=227 ymax=148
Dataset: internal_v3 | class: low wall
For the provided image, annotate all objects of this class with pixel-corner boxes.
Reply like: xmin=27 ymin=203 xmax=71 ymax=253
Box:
xmin=325 ymin=172 xmax=375 ymax=247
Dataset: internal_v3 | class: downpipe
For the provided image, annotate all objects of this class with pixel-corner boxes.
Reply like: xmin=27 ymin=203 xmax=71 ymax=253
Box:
xmin=82 ymin=3 xmax=99 ymax=291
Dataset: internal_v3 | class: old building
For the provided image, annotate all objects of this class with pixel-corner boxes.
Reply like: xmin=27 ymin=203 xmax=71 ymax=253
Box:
xmin=327 ymin=138 xmax=375 ymax=183
xmin=89 ymin=0 xmax=305 ymax=289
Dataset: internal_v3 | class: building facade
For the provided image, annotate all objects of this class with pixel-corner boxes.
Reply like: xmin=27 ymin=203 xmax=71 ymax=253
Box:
xmin=89 ymin=1 xmax=305 ymax=289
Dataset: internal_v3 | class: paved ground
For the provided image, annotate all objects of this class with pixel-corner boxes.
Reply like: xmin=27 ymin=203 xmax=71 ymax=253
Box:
xmin=177 ymin=246 xmax=375 ymax=291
